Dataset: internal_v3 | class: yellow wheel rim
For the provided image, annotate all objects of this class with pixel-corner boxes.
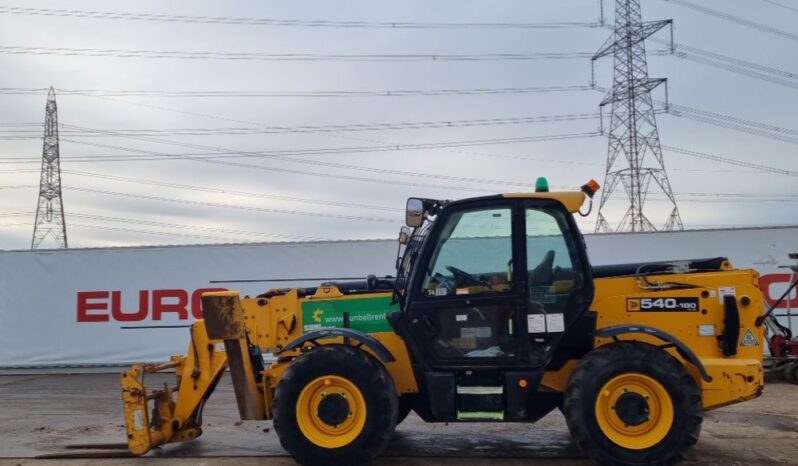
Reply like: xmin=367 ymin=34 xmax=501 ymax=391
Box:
xmin=594 ymin=373 xmax=674 ymax=450
xmin=296 ymin=375 xmax=367 ymax=449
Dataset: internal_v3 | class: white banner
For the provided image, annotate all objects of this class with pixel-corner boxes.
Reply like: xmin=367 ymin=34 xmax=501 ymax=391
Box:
xmin=0 ymin=227 xmax=795 ymax=368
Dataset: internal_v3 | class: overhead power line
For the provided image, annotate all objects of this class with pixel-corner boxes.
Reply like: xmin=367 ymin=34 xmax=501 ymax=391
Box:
xmin=53 ymin=137 xmax=556 ymax=191
xmin=596 ymin=86 xmax=798 ymax=146
xmin=68 ymin=212 xmax=327 ymax=241
xmin=675 ymin=104 xmax=798 ymax=135
xmin=0 ymin=5 xmax=601 ymax=29
xmin=0 ymin=112 xmax=603 ymax=139
xmin=666 ymin=41 xmax=798 ymax=81
xmin=668 ymin=108 xmax=798 ymax=146
xmin=61 ymin=169 xmax=402 ymax=212
xmin=65 ymin=186 xmax=399 ymax=223
xmin=68 ymin=222 xmax=261 ymax=243
xmin=0 ymin=85 xmax=595 ymax=98
xmin=68 ymin=88 xmax=601 ymax=158
xmin=673 ymin=52 xmax=798 ymax=90
xmin=605 ymin=23 xmax=798 ymax=90
xmin=759 ymin=0 xmax=798 ymax=14
xmin=1 ymin=146 xmax=494 ymax=193
xmin=0 ymin=46 xmax=595 ymax=62
xmin=663 ymin=146 xmax=798 ymax=178
xmin=61 ymin=84 xmax=798 ymax=185
xmin=664 ymin=0 xmax=798 ymax=42
xmin=0 ymin=211 xmax=34 ymax=217
xmin=44 ymin=124 xmax=588 ymax=193
xmin=0 ymin=131 xmax=600 ymax=163
xmin=0 ymin=220 xmax=272 ymax=243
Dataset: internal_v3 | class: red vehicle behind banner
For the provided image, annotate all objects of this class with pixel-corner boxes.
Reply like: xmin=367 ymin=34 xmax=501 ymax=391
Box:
xmin=760 ymin=253 xmax=798 ymax=383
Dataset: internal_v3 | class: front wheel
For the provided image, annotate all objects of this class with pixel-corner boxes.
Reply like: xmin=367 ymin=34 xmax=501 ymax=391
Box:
xmin=273 ymin=345 xmax=398 ymax=466
xmin=563 ymin=341 xmax=702 ymax=466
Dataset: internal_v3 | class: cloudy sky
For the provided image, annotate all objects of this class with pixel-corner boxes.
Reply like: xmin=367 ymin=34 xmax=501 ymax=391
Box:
xmin=0 ymin=0 xmax=796 ymax=250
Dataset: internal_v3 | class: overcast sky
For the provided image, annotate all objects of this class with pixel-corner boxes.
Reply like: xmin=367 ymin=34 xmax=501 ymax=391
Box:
xmin=0 ymin=0 xmax=796 ymax=250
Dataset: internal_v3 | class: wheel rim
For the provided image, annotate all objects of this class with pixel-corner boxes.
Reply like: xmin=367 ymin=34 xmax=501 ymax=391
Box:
xmin=296 ymin=375 xmax=367 ymax=448
xmin=594 ymin=373 xmax=674 ymax=450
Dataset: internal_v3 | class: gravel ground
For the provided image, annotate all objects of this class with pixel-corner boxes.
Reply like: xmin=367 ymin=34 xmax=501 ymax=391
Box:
xmin=0 ymin=373 xmax=796 ymax=465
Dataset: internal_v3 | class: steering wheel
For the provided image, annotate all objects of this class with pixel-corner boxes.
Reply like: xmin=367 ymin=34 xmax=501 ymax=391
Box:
xmin=445 ymin=265 xmax=489 ymax=287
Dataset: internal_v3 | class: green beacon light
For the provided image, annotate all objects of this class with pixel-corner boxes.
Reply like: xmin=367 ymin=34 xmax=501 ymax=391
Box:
xmin=535 ymin=177 xmax=549 ymax=193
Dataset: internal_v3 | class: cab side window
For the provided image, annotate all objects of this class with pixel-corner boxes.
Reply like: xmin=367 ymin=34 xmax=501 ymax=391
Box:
xmin=526 ymin=207 xmax=581 ymax=300
xmin=421 ymin=207 xmax=514 ymax=297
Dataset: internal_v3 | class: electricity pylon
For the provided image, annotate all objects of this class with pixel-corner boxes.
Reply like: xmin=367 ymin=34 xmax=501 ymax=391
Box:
xmin=31 ymin=87 xmax=68 ymax=249
xmin=593 ymin=0 xmax=683 ymax=232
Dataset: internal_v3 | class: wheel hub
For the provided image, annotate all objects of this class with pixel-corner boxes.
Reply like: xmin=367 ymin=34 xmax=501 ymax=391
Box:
xmin=594 ymin=373 xmax=675 ymax=450
xmin=614 ymin=391 xmax=650 ymax=427
xmin=295 ymin=375 xmax=367 ymax=448
xmin=316 ymin=393 xmax=350 ymax=427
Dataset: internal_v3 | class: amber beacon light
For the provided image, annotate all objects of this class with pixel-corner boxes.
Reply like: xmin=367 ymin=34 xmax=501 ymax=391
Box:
xmin=581 ymin=179 xmax=601 ymax=198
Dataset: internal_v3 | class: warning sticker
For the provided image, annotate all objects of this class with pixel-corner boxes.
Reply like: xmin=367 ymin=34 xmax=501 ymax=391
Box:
xmin=740 ymin=329 xmax=759 ymax=347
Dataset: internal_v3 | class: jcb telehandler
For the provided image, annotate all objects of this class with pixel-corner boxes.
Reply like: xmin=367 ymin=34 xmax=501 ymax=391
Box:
xmin=119 ymin=179 xmax=765 ymax=466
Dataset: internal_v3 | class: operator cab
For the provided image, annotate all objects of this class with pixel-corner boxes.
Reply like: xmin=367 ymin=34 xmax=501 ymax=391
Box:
xmin=389 ymin=180 xmax=598 ymax=421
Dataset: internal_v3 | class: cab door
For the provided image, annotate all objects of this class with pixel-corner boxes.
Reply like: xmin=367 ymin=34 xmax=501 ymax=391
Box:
xmin=404 ymin=199 xmax=525 ymax=367
xmin=523 ymin=200 xmax=594 ymax=367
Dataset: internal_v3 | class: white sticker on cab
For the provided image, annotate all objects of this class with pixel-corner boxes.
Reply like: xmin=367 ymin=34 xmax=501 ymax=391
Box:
xmin=527 ymin=314 xmax=545 ymax=333
xmin=546 ymin=313 xmax=565 ymax=333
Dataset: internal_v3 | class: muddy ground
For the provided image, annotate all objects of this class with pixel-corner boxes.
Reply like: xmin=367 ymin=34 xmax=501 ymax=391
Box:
xmin=0 ymin=373 xmax=796 ymax=465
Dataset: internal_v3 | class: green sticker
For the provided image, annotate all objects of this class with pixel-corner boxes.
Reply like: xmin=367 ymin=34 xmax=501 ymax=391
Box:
xmin=301 ymin=295 xmax=398 ymax=334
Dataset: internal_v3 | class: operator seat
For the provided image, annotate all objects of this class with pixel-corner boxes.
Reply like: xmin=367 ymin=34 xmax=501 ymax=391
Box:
xmin=529 ymin=250 xmax=555 ymax=287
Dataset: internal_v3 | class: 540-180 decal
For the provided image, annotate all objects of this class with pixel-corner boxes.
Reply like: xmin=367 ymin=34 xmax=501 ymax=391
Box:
xmin=626 ymin=297 xmax=699 ymax=312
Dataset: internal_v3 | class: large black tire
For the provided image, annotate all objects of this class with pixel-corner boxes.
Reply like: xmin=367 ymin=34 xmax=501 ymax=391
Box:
xmin=563 ymin=341 xmax=703 ymax=466
xmin=273 ymin=345 xmax=398 ymax=466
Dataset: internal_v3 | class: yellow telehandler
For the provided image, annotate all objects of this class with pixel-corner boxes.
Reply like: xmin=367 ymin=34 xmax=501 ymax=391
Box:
xmin=118 ymin=179 xmax=765 ymax=466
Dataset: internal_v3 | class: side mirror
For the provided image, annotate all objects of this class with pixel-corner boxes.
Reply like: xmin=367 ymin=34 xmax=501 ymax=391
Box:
xmin=406 ymin=198 xmax=424 ymax=227
xmin=398 ymin=226 xmax=412 ymax=245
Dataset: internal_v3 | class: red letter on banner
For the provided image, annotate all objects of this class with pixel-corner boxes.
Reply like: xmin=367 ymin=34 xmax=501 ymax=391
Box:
xmin=152 ymin=289 xmax=189 ymax=320
xmin=191 ymin=288 xmax=228 ymax=319
xmin=761 ymin=274 xmax=798 ymax=309
xmin=77 ymin=291 xmax=110 ymax=322
xmin=111 ymin=290 xmax=149 ymax=322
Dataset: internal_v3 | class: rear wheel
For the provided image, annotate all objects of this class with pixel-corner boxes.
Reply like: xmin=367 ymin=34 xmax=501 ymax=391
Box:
xmin=563 ymin=341 xmax=702 ymax=466
xmin=273 ymin=345 xmax=398 ymax=466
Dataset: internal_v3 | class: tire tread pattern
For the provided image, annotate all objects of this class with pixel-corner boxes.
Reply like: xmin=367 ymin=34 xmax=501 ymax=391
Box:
xmin=563 ymin=341 xmax=703 ymax=466
xmin=273 ymin=345 xmax=398 ymax=466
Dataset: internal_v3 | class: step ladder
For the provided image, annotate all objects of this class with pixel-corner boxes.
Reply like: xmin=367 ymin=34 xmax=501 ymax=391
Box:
xmin=456 ymin=385 xmax=504 ymax=420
